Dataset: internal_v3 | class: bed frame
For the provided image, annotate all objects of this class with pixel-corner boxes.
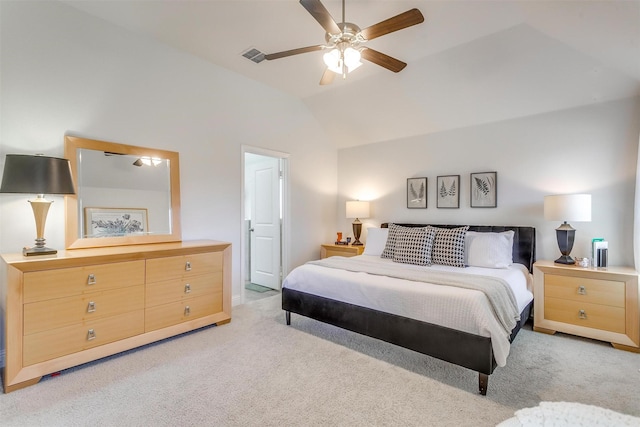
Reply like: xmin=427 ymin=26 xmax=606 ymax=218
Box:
xmin=282 ymin=224 xmax=536 ymax=395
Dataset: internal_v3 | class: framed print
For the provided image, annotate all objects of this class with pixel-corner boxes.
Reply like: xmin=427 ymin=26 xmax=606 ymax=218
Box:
xmin=437 ymin=175 xmax=460 ymax=208
xmin=407 ymin=177 xmax=427 ymax=209
xmin=84 ymin=207 xmax=148 ymax=237
xmin=470 ymin=171 xmax=497 ymax=208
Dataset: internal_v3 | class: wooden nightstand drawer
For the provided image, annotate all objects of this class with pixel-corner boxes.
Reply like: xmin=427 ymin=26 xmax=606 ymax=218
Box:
xmin=321 ymin=244 xmax=364 ymax=259
xmin=545 ymin=297 xmax=625 ymax=333
xmin=544 ymin=274 xmax=625 ymax=307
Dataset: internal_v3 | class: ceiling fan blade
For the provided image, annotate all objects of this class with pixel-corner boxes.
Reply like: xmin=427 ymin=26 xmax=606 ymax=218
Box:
xmin=299 ymin=0 xmax=341 ymax=35
xmin=319 ymin=68 xmax=335 ymax=85
xmin=264 ymin=45 xmax=325 ymax=61
xmin=360 ymin=8 xmax=424 ymax=41
xmin=361 ymin=48 xmax=407 ymax=73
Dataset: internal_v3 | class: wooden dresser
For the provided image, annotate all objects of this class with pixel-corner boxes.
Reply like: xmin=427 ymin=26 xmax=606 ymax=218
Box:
xmin=533 ymin=260 xmax=639 ymax=352
xmin=1 ymin=240 xmax=231 ymax=392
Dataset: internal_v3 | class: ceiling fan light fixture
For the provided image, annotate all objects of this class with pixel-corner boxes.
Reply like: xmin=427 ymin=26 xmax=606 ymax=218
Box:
xmin=323 ymin=48 xmax=341 ymax=72
xmin=323 ymin=46 xmax=362 ymax=75
xmin=261 ymin=0 xmax=424 ymax=84
xmin=343 ymin=46 xmax=362 ymax=68
xmin=137 ymin=156 xmax=162 ymax=167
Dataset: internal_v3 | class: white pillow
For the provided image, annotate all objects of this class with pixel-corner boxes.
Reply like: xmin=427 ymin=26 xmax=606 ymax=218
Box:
xmin=363 ymin=227 xmax=389 ymax=256
xmin=465 ymin=230 xmax=514 ymax=269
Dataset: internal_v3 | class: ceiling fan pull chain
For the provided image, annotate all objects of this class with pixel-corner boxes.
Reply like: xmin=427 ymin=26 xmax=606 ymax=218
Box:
xmin=342 ymin=58 xmax=347 ymax=80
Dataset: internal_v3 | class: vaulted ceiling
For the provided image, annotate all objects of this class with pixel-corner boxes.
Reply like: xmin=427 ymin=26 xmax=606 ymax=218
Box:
xmin=63 ymin=0 xmax=640 ymax=148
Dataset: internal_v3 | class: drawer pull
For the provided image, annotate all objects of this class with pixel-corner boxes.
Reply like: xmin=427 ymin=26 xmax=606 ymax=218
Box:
xmin=577 ymin=285 xmax=587 ymax=295
xmin=87 ymin=301 xmax=97 ymax=313
xmin=87 ymin=329 xmax=96 ymax=340
xmin=578 ymin=309 xmax=587 ymax=320
xmin=184 ymin=283 xmax=191 ymax=294
xmin=184 ymin=306 xmax=191 ymax=316
xmin=87 ymin=274 xmax=97 ymax=285
xmin=185 ymin=261 xmax=192 ymax=271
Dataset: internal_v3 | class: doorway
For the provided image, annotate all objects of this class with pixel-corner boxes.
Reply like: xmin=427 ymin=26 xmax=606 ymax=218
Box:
xmin=241 ymin=147 xmax=289 ymax=304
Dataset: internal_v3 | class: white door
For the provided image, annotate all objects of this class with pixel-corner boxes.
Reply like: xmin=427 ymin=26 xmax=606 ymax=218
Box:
xmin=248 ymin=155 xmax=281 ymax=290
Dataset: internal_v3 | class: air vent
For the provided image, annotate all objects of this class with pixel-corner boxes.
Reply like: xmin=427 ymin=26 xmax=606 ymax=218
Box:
xmin=242 ymin=48 xmax=266 ymax=64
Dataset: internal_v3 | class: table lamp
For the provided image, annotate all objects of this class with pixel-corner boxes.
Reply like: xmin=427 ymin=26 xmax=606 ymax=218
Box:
xmin=346 ymin=200 xmax=370 ymax=246
xmin=544 ymin=194 xmax=591 ymax=264
xmin=0 ymin=154 xmax=76 ymax=256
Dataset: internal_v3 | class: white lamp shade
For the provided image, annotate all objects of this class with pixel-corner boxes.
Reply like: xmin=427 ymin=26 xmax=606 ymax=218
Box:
xmin=544 ymin=194 xmax=591 ymax=222
xmin=346 ymin=200 xmax=370 ymax=219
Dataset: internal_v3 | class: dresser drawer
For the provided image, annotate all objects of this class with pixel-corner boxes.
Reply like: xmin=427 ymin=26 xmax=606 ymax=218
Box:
xmin=23 ymin=310 xmax=145 ymax=366
xmin=145 ymin=294 xmax=223 ymax=332
xmin=544 ymin=274 xmax=625 ymax=307
xmin=23 ymin=261 xmax=145 ymax=303
xmin=544 ymin=296 xmax=626 ymax=333
xmin=146 ymin=252 xmax=223 ymax=283
xmin=146 ymin=273 xmax=222 ymax=307
xmin=24 ymin=285 xmax=145 ymax=335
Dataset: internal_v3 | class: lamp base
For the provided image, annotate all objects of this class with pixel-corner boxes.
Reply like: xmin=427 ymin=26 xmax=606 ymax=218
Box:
xmin=554 ymin=255 xmax=575 ymax=265
xmin=23 ymin=246 xmax=57 ymax=257
xmin=554 ymin=222 xmax=576 ymax=265
xmin=352 ymin=219 xmax=363 ymax=246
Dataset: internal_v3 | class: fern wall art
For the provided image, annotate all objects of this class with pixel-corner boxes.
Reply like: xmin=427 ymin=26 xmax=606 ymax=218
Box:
xmin=470 ymin=171 xmax=497 ymax=208
xmin=436 ymin=175 xmax=460 ymax=208
xmin=407 ymin=177 xmax=427 ymax=208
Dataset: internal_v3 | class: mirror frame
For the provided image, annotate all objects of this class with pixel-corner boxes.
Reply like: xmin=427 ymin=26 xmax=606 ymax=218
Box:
xmin=64 ymin=135 xmax=182 ymax=249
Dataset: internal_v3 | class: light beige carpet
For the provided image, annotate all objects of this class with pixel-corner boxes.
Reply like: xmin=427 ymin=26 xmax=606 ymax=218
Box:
xmin=1 ymin=294 xmax=639 ymax=426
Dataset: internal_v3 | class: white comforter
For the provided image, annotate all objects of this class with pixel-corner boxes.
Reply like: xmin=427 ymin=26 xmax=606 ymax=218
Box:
xmin=282 ymin=255 xmax=533 ymax=366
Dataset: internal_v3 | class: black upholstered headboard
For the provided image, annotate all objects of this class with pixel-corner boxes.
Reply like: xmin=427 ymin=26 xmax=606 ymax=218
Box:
xmin=380 ymin=223 xmax=536 ymax=273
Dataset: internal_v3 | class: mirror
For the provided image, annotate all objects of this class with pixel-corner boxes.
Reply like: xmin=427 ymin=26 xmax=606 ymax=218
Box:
xmin=64 ymin=135 xmax=181 ymax=249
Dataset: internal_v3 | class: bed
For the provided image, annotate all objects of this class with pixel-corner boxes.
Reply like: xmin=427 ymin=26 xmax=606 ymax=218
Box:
xmin=282 ymin=223 xmax=536 ymax=395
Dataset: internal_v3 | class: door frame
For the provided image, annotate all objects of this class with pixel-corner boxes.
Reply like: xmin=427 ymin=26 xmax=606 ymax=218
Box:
xmin=240 ymin=145 xmax=290 ymax=304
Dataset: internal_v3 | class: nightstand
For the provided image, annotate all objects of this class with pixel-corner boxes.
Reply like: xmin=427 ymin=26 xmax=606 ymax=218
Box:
xmin=320 ymin=244 xmax=365 ymax=259
xmin=533 ymin=260 xmax=639 ymax=352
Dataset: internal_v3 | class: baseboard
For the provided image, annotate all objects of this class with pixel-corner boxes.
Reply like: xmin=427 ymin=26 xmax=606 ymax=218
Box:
xmin=232 ymin=294 xmax=242 ymax=307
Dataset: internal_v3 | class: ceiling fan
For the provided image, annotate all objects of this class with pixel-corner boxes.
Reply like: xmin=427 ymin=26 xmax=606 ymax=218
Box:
xmin=262 ymin=0 xmax=424 ymax=85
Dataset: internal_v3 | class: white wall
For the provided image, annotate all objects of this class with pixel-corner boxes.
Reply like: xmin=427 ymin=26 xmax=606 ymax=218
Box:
xmin=0 ymin=1 xmax=338 ymax=302
xmin=338 ymin=97 xmax=640 ymax=267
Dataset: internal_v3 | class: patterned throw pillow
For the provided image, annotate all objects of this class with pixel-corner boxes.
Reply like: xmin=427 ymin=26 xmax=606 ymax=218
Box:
xmin=381 ymin=223 xmax=403 ymax=259
xmin=431 ymin=226 xmax=470 ymax=267
xmin=392 ymin=226 xmax=436 ymax=266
